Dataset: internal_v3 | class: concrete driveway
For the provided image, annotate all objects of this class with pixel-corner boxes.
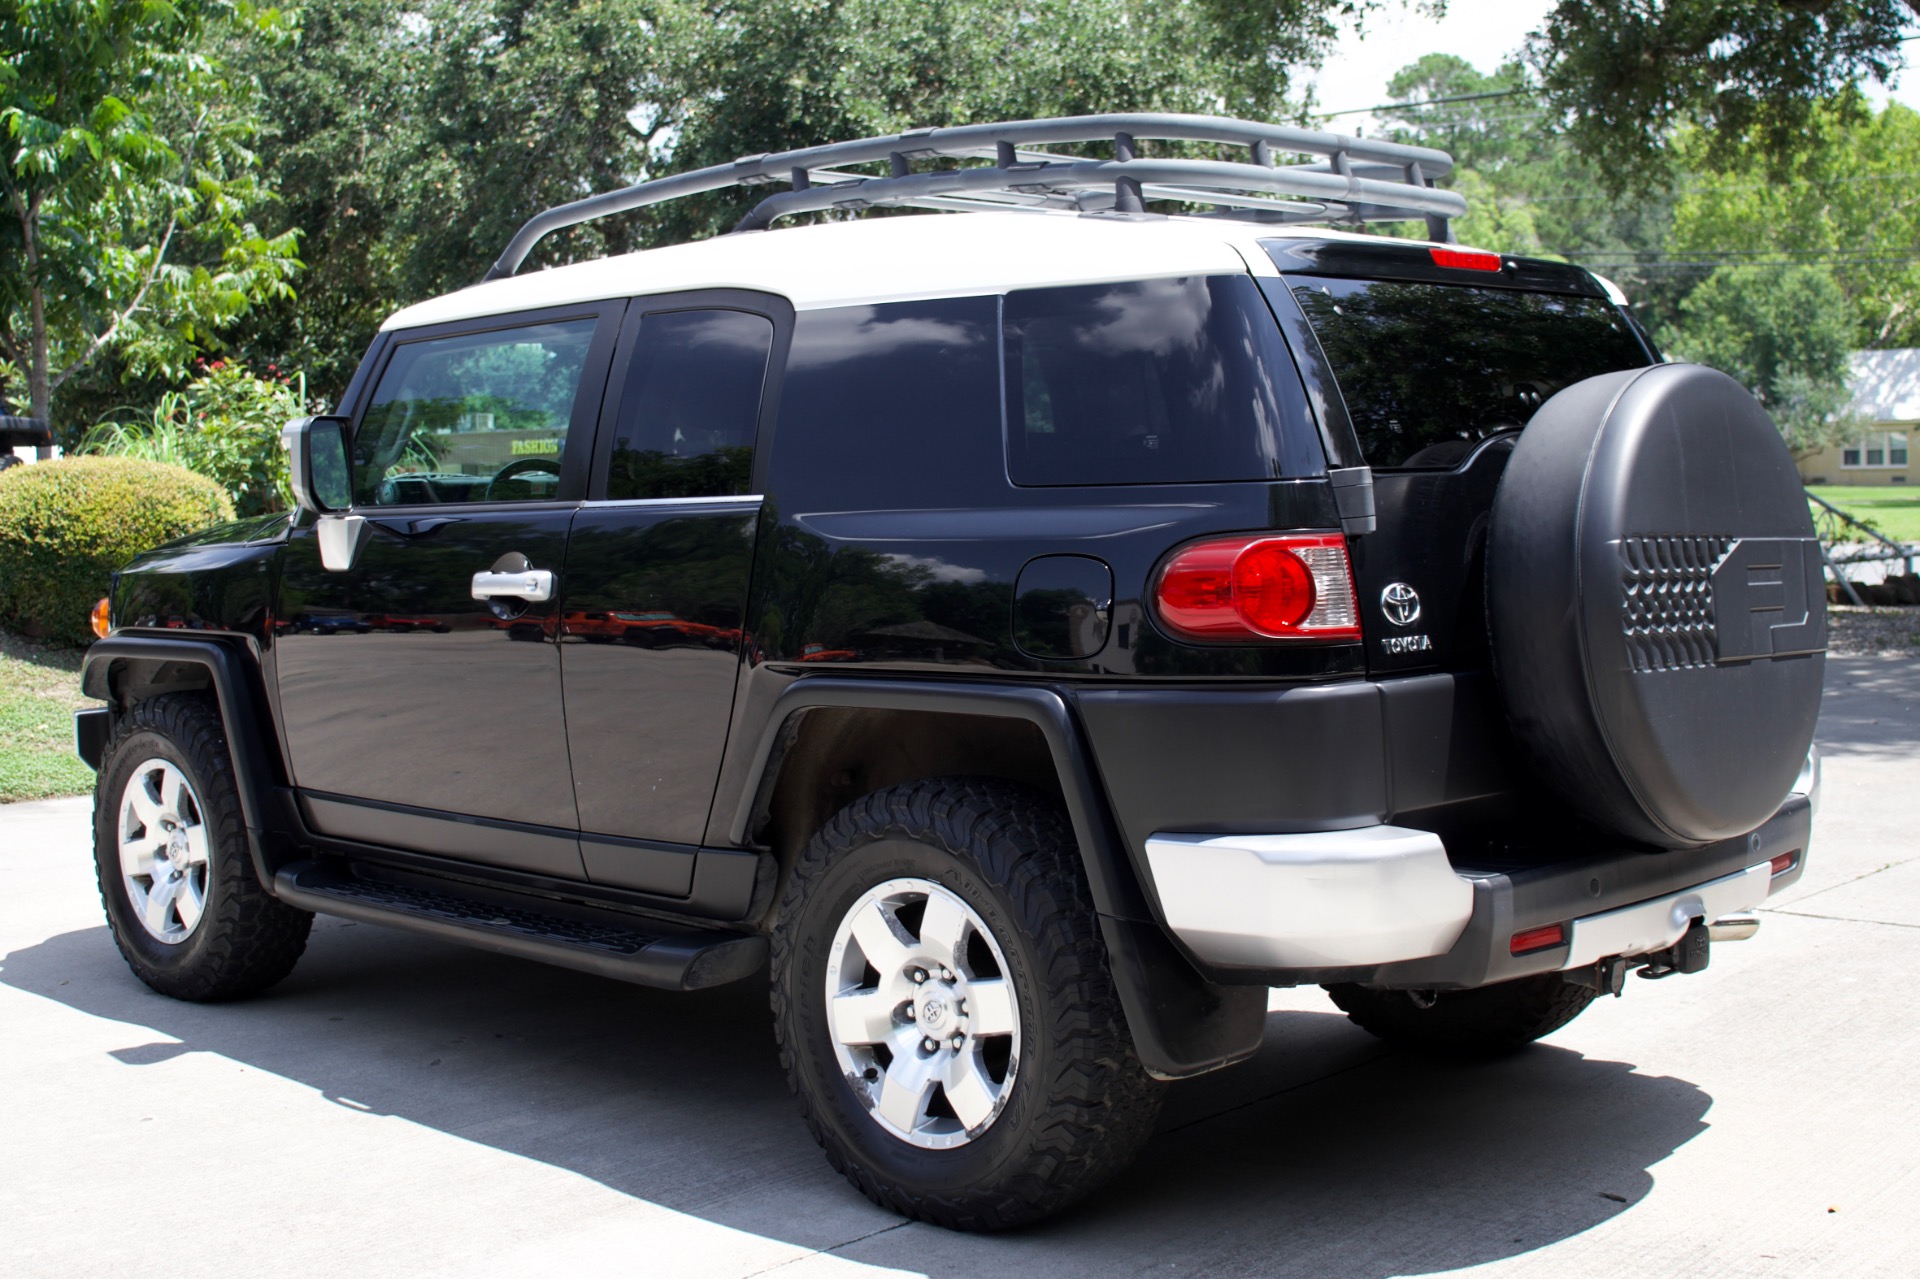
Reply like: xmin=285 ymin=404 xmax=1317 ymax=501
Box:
xmin=4 ymin=657 xmax=1917 ymax=1278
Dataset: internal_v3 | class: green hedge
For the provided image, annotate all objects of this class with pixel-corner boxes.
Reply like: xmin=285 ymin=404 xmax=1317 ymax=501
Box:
xmin=0 ymin=457 xmax=235 ymax=645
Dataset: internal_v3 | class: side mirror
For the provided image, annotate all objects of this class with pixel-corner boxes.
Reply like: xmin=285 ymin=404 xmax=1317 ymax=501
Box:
xmin=283 ymin=416 xmax=353 ymax=514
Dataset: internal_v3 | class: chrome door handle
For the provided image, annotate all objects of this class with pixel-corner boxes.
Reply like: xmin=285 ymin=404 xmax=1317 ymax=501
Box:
xmin=471 ymin=569 xmax=555 ymax=601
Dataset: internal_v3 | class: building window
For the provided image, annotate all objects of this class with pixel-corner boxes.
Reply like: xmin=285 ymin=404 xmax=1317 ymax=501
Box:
xmin=1840 ymin=430 xmax=1910 ymax=469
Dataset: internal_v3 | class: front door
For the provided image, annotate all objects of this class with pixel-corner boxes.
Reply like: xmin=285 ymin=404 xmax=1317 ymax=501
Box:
xmin=275 ymin=303 xmax=622 ymax=878
xmin=561 ymin=294 xmax=786 ymax=893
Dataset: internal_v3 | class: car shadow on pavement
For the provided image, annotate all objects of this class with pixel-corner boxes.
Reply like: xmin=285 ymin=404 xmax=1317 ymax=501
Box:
xmin=4 ymin=918 xmax=1712 ymax=1278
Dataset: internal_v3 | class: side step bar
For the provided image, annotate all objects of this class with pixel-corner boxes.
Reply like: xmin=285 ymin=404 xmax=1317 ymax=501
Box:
xmin=273 ymin=861 xmax=766 ymax=991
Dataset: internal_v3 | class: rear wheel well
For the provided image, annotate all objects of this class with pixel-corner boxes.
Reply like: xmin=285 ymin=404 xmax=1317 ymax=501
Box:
xmin=753 ymin=707 xmax=1063 ymax=925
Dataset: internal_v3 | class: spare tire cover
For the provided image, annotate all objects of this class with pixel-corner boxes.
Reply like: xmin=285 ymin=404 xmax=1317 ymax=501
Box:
xmin=1488 ymin=363 xmax=1825 ymax=848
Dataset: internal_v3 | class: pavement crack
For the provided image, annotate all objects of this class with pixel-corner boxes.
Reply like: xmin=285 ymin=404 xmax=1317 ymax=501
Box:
xmin=1763 ymin=908 xmax=1920 ymax=930
xmin=742 ymin=1220 xmax=914 ymax=1277
xmin=1772 ymin=854 xmax=1920 ymax=908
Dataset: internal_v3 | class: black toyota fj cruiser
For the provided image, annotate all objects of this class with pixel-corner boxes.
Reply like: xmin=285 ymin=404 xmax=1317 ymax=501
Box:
xmin=75 ymin=115 xmax=1824 ymax=1231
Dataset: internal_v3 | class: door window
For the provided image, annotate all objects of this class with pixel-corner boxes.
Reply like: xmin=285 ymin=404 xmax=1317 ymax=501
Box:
xmin=607 ymin=309 xmax=775 ymax=499
xmin=354 ymin=318 xmax=600 ymax=506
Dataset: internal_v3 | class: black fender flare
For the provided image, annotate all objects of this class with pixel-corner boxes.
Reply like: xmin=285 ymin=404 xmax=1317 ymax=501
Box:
xmin=81 ymin=636 xmax=290 ymax=878
xmin=729 ymin=677 xmax=1267 ymax=1079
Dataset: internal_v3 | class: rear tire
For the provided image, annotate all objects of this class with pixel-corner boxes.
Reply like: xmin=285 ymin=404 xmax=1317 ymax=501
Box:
xmin=94 ymin=695 xmax=312 ymax=1001
xmin=771 ymin=777 xmax=1161 ymax=1230
xmin=1326 ymin=974 xmax=1597 ymax=1057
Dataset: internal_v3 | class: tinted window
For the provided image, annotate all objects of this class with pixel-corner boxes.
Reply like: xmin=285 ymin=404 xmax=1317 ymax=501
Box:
xmin=770 ymin=298 xmax=1000 ymax=510
xmin=1289 ymin=277 xmax=1650 ymax=469
xmin=354 ymin=318 xmax=598 ymax=505
xmin=1005 ymin=275 xmax=1316 ymax=486
xmin=608 ymin=309 xmax=774 ymax=499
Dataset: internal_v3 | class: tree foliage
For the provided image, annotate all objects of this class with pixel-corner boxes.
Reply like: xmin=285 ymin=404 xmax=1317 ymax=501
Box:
xmin=0 ymin=0 xmax=302 ymax=427
xmin=1665 ymin=263 xmax=1863 ymax=453
xmin=1525 ymin=0 xmax=1917 ymax=191
xmin=1669 ymin=99 xmax=1920 ymax=348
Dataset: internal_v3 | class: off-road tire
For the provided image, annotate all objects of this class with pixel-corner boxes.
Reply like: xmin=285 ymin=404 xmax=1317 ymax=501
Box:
xmin=94 ymin=694 xmax=312 ymax=1000
xmin=771 ymin=777 xmax=1162 ymax=1231
xmin=1326 ymin=974 xmax=1597 ymax=1057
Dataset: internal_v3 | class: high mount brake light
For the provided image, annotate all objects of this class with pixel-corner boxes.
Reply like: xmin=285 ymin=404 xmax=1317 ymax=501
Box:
xmin=1154 ymin=533 xmax=1361 ymax=643
xmin=1430 ymin=246 xmax=1502 ymax=272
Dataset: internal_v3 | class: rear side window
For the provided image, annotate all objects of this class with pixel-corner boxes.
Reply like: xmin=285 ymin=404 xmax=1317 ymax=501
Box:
xmin=1005 ymin=275 xmax=1317 ymax=486
xmin=770 ymin=297 xmax=1000 ymax=510
xmin=1289 ymin=276 xmax=1650 ymax=469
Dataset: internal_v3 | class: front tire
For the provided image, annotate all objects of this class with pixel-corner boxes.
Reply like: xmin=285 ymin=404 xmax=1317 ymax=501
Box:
xmin=1325 ymin=973 xmax=1597 ymax=1057
xmin=772 ymin=778 xmax=1161 ymax=1231
xmin=94 ymin=695 xmax=313 ymax=1000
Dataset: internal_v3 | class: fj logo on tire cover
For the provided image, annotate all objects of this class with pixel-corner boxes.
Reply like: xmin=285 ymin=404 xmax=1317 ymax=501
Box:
xmin=1619 ymin=536 xmax=1826 ymax=671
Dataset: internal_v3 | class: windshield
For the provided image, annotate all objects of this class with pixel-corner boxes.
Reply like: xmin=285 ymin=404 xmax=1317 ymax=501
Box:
xmin=1287 ymin=276 xmax=1652 ymax=469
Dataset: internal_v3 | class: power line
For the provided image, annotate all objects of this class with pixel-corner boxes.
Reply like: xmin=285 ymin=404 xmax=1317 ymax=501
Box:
xmin=1316 ymin=87 xmax=1530 ymax=120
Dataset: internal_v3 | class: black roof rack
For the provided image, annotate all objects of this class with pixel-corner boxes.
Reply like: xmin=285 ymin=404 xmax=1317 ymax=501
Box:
xmin=483 ymin=113 xmax=1466 ymax=282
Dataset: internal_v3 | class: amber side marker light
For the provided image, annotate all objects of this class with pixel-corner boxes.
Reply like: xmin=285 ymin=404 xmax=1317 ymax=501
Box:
xmin=1510 ymin=923 xmax=1566 ymax=956
xmin=90 ymin=597 xmax=112 ymax=640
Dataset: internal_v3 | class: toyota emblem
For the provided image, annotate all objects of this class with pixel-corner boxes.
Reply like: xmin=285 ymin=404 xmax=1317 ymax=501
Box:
xmin=1381 ymin=582 xmax=1422 ymax=627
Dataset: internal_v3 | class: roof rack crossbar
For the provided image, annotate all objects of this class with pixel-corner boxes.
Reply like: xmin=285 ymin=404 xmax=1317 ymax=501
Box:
xmin=483 ymin=113 xmax=1463 ymax=282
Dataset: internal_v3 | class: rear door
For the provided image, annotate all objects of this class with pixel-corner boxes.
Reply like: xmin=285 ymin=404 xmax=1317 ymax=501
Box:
xmin=560 ymin=291 xmax=788 ymax=893
xmin=275 ymin=303 xmax=621 ymax=877
xmin=1259 ymin=248 xmax=1655 ymax=677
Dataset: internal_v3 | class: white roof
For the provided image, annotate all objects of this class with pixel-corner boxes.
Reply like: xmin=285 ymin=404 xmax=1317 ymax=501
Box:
xmin=1847 ymin=349 xmax=1920 ymax=422
xmin=381 ymin=211 xmax=1431 ymax=331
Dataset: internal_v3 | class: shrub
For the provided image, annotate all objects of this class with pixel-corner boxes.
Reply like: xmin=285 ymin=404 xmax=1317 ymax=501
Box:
xmin=82 ymin=361 xmax=309 ymax=517
xmin=0 ymin=456 xmax=235 ymax=645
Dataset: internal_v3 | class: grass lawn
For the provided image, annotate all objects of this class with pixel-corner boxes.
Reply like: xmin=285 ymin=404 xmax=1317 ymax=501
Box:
xmin=0 ymin=632 xmax=101 ymax=804
xmin=1807 ymin=485 xmax=1920 ymax=542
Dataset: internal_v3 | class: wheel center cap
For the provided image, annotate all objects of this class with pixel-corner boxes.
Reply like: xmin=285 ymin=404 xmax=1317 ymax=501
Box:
xmin=168 ymin=830 xmax=189 ymax=860
xmin=922 ymin=996 xmax=947 ymax=1028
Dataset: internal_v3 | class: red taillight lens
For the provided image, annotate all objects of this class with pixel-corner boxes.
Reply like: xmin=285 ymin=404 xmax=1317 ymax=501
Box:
xmin=1770 ymin=851 xmax=1799 ymax=876
xmin=1430 ymin=246 xmax=1502 ymax=272
xmin=1510 ymin=923 xmax=1566 ymax=956
xmin=1154 ymin=533 xmax=1361 ymax=642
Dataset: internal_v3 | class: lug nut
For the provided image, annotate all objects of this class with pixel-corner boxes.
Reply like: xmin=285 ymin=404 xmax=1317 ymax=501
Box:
xmin=922 ymin=1037 xmax=939 ymax=1053
xmin=910 ymin=967 xmax=928 ymax=984
xmin=902 ymin=1004 xmax=917 ymax=1021
xmin=939 ymin=968 xmax=955 ymax=983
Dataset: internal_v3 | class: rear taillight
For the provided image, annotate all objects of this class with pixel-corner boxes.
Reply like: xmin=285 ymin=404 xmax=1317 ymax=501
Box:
xmin=1153 ymin=533 xmax=1361 ymax=643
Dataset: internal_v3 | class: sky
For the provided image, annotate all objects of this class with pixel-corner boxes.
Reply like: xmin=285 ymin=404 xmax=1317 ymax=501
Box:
xmin=1305 ymin=1 xmax=1920 ymax=132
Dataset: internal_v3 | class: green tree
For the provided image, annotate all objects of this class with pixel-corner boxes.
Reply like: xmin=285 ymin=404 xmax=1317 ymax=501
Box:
xmin=1665 ymin=263 xmax=1861 ymax=453
xmin=236 ymin=0 xmax=673 ymax=394
xmin=1524 ymin=0 xmax=1916 ymax=191
xmin=0 ymin=0 xmax=303 ymax=432
xmin=1669 ymin=100 xmax=1920 ymax=349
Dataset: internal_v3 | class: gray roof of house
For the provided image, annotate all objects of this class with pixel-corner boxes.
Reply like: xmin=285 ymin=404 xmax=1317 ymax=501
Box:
xmin=1849 ymin=349 xmax=1920 ymax=421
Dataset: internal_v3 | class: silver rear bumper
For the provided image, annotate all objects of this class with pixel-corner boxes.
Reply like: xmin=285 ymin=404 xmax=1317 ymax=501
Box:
xmin=1142 ymin=750 xmax=1819 ymax=976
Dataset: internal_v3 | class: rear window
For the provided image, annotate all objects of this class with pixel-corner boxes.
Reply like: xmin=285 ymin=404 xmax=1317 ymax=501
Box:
xmin=1005 ymin=275 xmax=1318 ymax=486
xmin=1288 ymin=276 xmax=1650 ymax=469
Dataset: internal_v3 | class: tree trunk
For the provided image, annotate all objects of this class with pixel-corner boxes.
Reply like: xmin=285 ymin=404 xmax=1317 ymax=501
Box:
xmin=30 ymin=286 xmax=51 ymax=458
xmin=22 ymin=197 xmax=52 ymax=458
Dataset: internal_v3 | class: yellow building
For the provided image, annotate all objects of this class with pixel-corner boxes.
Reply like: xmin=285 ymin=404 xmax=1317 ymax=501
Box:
xmin=1798 ymin=349 xmax=1919 ymax=486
